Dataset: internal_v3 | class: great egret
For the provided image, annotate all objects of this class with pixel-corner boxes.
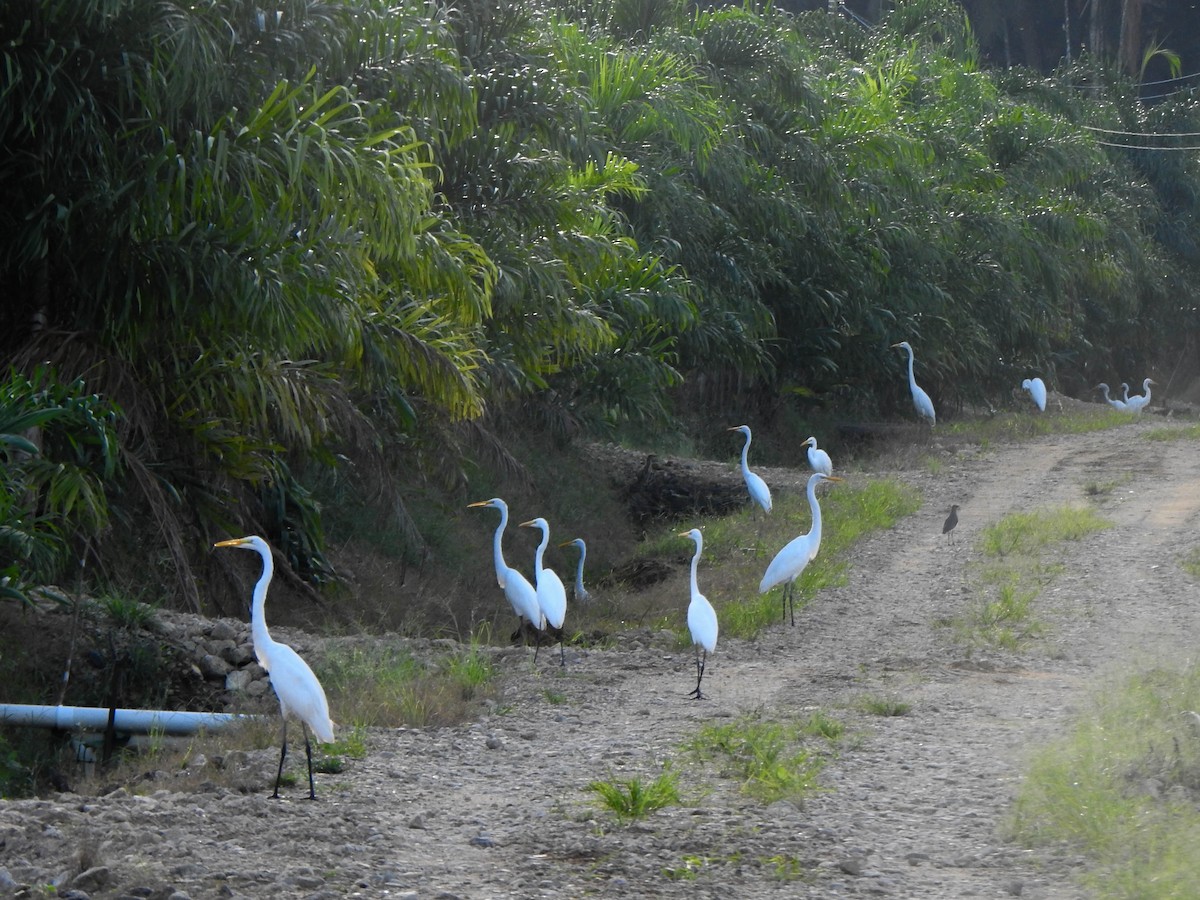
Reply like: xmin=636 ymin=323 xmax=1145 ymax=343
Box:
xmin=520 ymin=518 xmax=568 ymax=666
xmin=891 ymin=341 xmax=936 ymax=425
xmin=759 ymin=473 xmax=844 ymax=626
xmin=679 ymin=528 xmax=718 ymax=700
xmin=802 ymin=436 xmax=833 ymax=476
xmin=213 ymin=536 xmax=334 ymax=800
xmin=727 ymin=425 xmax=772 ymax=514
xmin=1125 ymin=378 xmax=1156 ymax=412
xmin=1096 ymin=383 xmax=1127 ymax=411
xmin=1021 ymin=378 xmax=1047 ymax=412
xmin=943 ymin=504 xmax=960 ymax=543
xmin=559 ymin=538 xmax=590 ymax=604
xmin=468 ymin=499 xmax=544 ymax=647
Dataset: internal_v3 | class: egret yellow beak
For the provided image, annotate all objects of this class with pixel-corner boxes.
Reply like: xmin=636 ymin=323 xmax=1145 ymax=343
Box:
xmin=213 ymin=537 xmax=249 ymax=549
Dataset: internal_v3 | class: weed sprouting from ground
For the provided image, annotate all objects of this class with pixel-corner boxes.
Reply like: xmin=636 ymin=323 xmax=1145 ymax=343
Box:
xmin=1012 ymin=664 xmax=1200 ymax=899
xmin=955 ymin=506 xmax=1110 ymax=651
xmin=856 ymin=695 xmax=912 ymax=717
xmin=587 ymin=767 xmax=681 ymax=822
xmin=686 ymin=715 xmax=825 ymax=804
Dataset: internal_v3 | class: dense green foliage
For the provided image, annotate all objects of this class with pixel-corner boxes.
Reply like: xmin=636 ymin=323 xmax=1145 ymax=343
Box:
xmin=2 ymin=0 xmax=1198 ymax=607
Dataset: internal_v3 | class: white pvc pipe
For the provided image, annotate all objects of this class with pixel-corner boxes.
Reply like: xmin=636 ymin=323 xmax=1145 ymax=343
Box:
xmin=0 ymin=704 xmax=254 ymax=735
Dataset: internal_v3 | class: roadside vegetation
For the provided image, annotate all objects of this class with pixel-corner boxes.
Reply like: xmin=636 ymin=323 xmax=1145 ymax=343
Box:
xmin=1012 ymin=664 xmax=1200 ymax=899
xmin=953 ymin=506 xmax=1111 ymax=651
xmin=4 ymin=0 xmax=1199 ymax=627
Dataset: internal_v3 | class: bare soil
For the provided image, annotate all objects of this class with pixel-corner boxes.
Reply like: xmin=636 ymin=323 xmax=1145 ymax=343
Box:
xmin=4 ymin=411 xmax=1200 ymax=899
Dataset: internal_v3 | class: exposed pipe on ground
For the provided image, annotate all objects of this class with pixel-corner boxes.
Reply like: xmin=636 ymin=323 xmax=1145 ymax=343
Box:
xmin=0 ymin=704 xmax=253 ymax=735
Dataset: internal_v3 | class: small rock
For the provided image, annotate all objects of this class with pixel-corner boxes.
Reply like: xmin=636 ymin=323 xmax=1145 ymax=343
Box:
xmin=198 ymin=654 xmax=230 ymax=679
xmin=0 ymin=867 xmax=16 ymax=889
xmin=485 ymin=734 xmax=503 ymax=750
xmin=408 ymin=813 xmax=427 ymax=829
xmin=71 ymin=866 xmax=110 ymax=892
xmin=839 ymin=858 xmax=867 ymax=876
xmin=209 ymin=621 xmax=237 ymax=641
xmin=469 ymin=833 xmax=495 ymax=848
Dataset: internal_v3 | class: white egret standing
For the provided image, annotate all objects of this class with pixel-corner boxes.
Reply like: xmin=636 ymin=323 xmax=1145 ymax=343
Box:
xmin=520 ymin=518 xmax=568 ymax=666
xmin=213 ymin=536 xmax=334 ymax=800
xmin=802 ymin=436 xmax=833 ymax=476
xmin=759 ymin=473 xmax=844 ymax=626
xmin=1096 ymin=383 xmax=1127 ymax=411
xmin=1022 ymin=378 xmax=1047 ymax=412
xmin=727 ymin=425 xmax=772 ymax=515
xmin=679 ymin=528 xmax=718 ymax=700
xmin=891 ymin=341 xmax=936 ymax=426
xmin=468 ymin=499 xmax=544 ymax=650
xmin=559 ymin=538 xmax=590 ymax=604
xmin=1125 ymin=378 xmax=1156 ymax=412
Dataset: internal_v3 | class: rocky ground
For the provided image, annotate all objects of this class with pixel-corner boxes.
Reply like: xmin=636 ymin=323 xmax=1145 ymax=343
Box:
xmin=3 ymin=408 xmax=1199 ymax=899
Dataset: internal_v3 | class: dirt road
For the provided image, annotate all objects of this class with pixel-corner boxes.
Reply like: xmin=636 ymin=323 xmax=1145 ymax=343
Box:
xmin=3 ymin=416 xmax=1198 ymax=899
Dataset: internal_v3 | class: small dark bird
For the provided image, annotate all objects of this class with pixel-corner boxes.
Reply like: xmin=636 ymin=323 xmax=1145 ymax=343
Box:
xmin=942 ymin=504 xmax=960 ymax=543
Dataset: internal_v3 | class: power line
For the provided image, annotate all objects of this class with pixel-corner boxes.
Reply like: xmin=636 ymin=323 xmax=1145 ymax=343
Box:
xmin=1081 ymin=125 xmax=1200 ymax=139
xmin=1092 ymin=139 xmax=1200 ymax=151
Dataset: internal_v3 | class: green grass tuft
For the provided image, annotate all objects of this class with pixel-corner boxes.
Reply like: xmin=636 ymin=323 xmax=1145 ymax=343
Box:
xmin=857 ymin=695 xmax=912 ymax=717
xmin=954 ymin=506 xmax=1110 ymax=651
xmin=686 ymin=716 xmax=824 ymax=804
xmin=1012 ymin=665 xmax=1200 ymax=899
xmin=587 ymin=768 xmax=681 ymax=822
xmin=1144 ymin=423 xmax=1200 ymax=442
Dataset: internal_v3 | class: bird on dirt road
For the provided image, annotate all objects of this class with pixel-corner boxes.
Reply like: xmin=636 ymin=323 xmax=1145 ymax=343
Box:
xmin=520 ymin=517 xmax=568 ymax=666
xmin=680 ymin=528 xmax=718 ymax=700
xmin=759 ymin=473 xmax=844 ymax=626
xmin=942 ymin=504 xmax=960 ymax=543
xmin=802 ymin=436 xmax=833 ymax=476
xmin=1125 ymin=378 xmax=1156 ymax=413
xmin=727 ymin=425 xmax=772 ymax=515
xmin=214 ymin=536 xmax=334 ymax=800
xmin=468 ymin=498 xmax=544 ymax=652
xmin=1022 ymin=378 xmax=1047 ymax=412
xmin=1096 ymin=383 xmax=1127 ymax=412
xmin=892 ymin=341 xmax=936 ymax=426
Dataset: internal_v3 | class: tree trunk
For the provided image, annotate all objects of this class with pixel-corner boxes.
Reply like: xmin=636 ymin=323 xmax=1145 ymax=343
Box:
xmin=1119 ymin=0 xmax=1144 ymax=77
xmin=1089 ymin=0 xmax=1105 ymax=59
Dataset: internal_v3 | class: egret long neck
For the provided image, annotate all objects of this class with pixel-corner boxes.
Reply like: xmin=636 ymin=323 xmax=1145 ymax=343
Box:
xmin=250 ymin=546 xmax=276 ymax=667
xmin=534 ymin=526 xmax=548 ymax=575
xmin=740 ymin=432 xmax=751 ymax=471
xmin=574 ymin=546 xmax=586 ymax=595
xmin=689 ymin=539 xmax=702 ymax=597
xmin=807 ymin=477 xmax=823 ymax=547
xmin=905 ymin=347 xmax=917 ymax=388
xmin=492 ymin=505 xmax=509 ymax=584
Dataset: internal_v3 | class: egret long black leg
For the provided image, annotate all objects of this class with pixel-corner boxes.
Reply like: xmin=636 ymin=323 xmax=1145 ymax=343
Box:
xmin=302 ymin=722 xmax=317 ymax=800
xmin=559 ymin=636 xmax=566 ymax=667
xmin=688 ymin=647 xmax=707 ymax=700
xmin=272 ymin=720 xmax=289 ymax=799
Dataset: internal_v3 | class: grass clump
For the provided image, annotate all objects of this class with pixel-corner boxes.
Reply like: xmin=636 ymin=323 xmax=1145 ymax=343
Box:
xmin=955 ymin=505 xmax=1110 ymax=651
xmin=686 ymin=715 xmax=824 ymax=804
xmin=1144 ymin=423 xmax=1200 ymax=442
xmin=945 ymin=407 xmax=1135 ymax=442
xmin=587 ymin=767 xmax=681 ymax=823
xmin=1180 ymin=547 xmax=1200 ymax=579
xmin=1011 ymin=665 xmax=1200 ymax=899
xmin=980 ymin=506 xmax=1110 ymax=558
xmin=318 ymin=640 xmax=498 ymax=728
xmin=856 ymin=695 xmax=912 ymax=717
